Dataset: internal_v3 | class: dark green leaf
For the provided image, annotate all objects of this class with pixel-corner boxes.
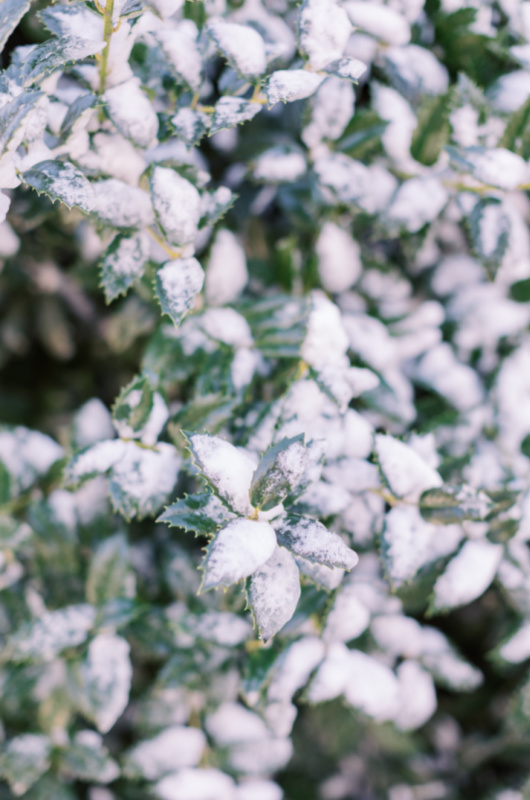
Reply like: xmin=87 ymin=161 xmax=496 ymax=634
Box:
xmin=411 ymin=92 xmax=451 ymax=166
xmin=250 ymin=434 xmax=307 ymax=511
xmin=419 ymin=484 xmax=493 ymax=524
xmin=112 ymin=375 xmax=154 ymax=437
xmin=23 ymin=160 xmax=95 ymax=212
xmin=19 ymin=36 xmax=104 ymax=87
xmin=86 ymin=533 xmax=135 ymax=606
xmin=100 ymin=231 xmax=150 ymax=304
xmin=157 ymin=490 xmax=235 ymax=537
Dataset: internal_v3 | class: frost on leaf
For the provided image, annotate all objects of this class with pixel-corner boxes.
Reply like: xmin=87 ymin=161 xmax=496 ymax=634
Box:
xmin=105 ymin=78 xmax=159 ymax=148
xmin=250 ymin=434 xmax=309 ymax=510
xmin=5 ymin=604 xmax=96 ymax=663
xmin=209 ymin=97 xmax=261 ymax=134
xmin=207 ymin=19 xmax=267 ymax=81
xmin=275 ymin=514 xmax=358 ymax=570
xmin=68 ymin=633 xmax=132 ymax=733
xmin=447 ymin=146 xmax=529 ymax=191
xmin=432 ymin=540 xmax=503 ymax=613
xmin=158 ymin=490 xmax=236 ymax=537
xmin=112 ymin=374 xmax=154 ymax=439
xmin=375 ymin=434 xmax=442 ymax=503
xmin=200 ymin=187 xmax=236 ymax=229
xmin=248 ymin=546 xmax=301 ymax=641
xmin=0 ymin=734 xmax=51 ymax=796
xmin=298 ymin=0 xmax=351 ymax=71
xmin=200 ymin=517 xmax=277 ymax=591
xmin=0 ymin=425 xmax=63 ymax=496
xmin=150 ymin=166 xmax=201 ymax=247
xmin=155 ymin=259 xmax=204 ymax=327
xmin=19 ymin=36 xmax=105 ymax=87
xmin=187 ymin=433 xmax=256 ymax=515
xmin=23 ymin=160 xmax=95 ymax=213
xmin=0 ymin=91 xmax=42 ymax=155
xmin=91 ymin=179 xmax=155 ymax=229
xmin=264 ymin=70 xmax=324 ymax=106
xmin=100 ymin=231 xmax=150 ymax=303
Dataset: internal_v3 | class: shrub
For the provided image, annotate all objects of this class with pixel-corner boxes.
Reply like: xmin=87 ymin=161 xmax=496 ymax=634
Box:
xmin=2 ymin=0 xmax=530 ymax=798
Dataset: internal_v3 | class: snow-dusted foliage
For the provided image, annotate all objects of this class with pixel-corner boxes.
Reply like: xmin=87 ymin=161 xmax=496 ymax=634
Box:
xmin=3 ymin=0 xmax=530 ymax=797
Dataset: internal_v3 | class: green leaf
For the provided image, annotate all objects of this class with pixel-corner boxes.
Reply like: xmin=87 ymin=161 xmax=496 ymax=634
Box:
xmin=68 ymin=633 xmax=132 ymax=733
xmin=250 ymin=434 xmax=308 ymax=511
xmin=0 ymin=90 xmax=42 ymax=155
xmin=499 ymin=95 xmax=530 ymax=154
xmin=112 ymin=374 xmax=154 ymax=437
xmin=248 ymin=546 xmax=301 ymax=641
xmin=274 ymin=514 xmax=358 ymax=570
xmin=0 ymin=0 xmax=31 ymax=53
xmin=0 ymin=735 xmax=52 ymax=796
xmin=86 ymin=533 xmax=135 ymax=607
xmin=171 ymin=393 xmax=239 ymax=436
xmin=199 ymin=518 xmax=277 ymax=591
xmin=411 ymin=92 xmax=451 ymax=166
xmin=23 ymin=160 xmax=95 ymax=213
xmin=510 ymin=278 xmax=530 ymax=303
xmin=19 ymin=36 xmax=104 ymax=87
xmin=419 ymin=484 xmax=493 ymax=524
xmin=158 ymin=490 xmax=235 ymax=537
xmin=155 ymin=258 xmax=205 ymax=326
xmin=209 ymin=97 xmax=261 ymax=134
xmin=100 ymin=231 xmax=150 ymax=303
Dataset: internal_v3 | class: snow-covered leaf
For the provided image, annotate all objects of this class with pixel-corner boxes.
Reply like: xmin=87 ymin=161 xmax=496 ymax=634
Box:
xmin=155 ymin=258 xmax=204 ymax=326
xmin=68 ymin=633 xmax=132 ymax=733
xmin=466 ymin=197 xmax=511 ymax=279
xmin=23 ymin=160 xmax=95 ymax=213
xmin=250 ymin=434 xmax=308 ymax=511
xmin=316 ymin=221 xmax=361 ymax=293
xmin=155 ymin=28 xmax=203 ymax=92
xmin=150 ymin=166 xmax=201 ymax=247
xmin=274 ymin=514 xmax=358 ymax=570
xmin=321 ymin=57 xmax=366 ymax=82
xmin=199 ymin=187 xmax=235 ymax=229
xmin=394 ymin=660 xmax=437 ymax=731
xmin=431 ymin=540 xmax=503 ymax=613
xmin=344 ymin=650 xmax=400 ymax=722
xmin=112 ymin=374 xmax=154 ymax=437
xmin=124 ymin=726 xmax=206 ymax=780
xmin=172 ymin=107 xmax=210 ymax=148
xmin=344 ymin=1 xmax=410 ymax=45
xmin=205 ymin=228 xmax=247 ymax=306
xmin=0 ymin=0 xmax=31 ymax=53
xmin=381 ymin=505 xmax=462 ymax=588
xmin=100 ymin=231 xmax=150 ymax=303
xmin=207 ymin=19 xmax=267 ymax=81
xmin=86 ymin=533 xmax=135 ymax=606
xmin=186 ymin=433 xmax=255 ymax=515
xmin=158 ymin=490 xmax=236 ymax=537
xmin=447 ymin=145 xmax=529 ymax=191
xmin=200 ymin=517 xmax=277 ymax=591
xmin=298 ymin=0 xmax=351 ymax=71
xmin=19 ymin=36 xmax=104 ymax=87
xmin=248 ymin=546 xmax=301 ymax=641
xmin=498 ymin=622 xmax=530 ymax=664
xmin=105 ymin=78 xmax=159 ymax=148
xmin=0 ymin=91 xmax=42 ymax=154
xmin=5 ymin=604 xmax=96 ymax=663
xmin=91 ymin=179 xmax=154 ymax=228
xmin=375 ymin=434 xmax=442 ymax=503
xmin=0 ymin=425 xmax=63 ymax=497
xmin=419 ymin=484 xmax=494 ymax=525
xmin=0 ymin=734 xmax=51 ymax=796
xmin=155 ymin=768 xmax=236 ymax=800
xmin=323 ymin=581 xmax=370 ymax=643
xmin=209 ymin=97 xmax=261 ymax=134
xmin=264 ymin=70 xmax=324 ymax=105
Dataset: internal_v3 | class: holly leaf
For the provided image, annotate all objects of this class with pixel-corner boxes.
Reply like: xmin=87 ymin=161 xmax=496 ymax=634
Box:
xmin=155 ymin=258 xmax=204 ymax=327
xmin=4 ymin=604 xmax=96 ymax=663
xmin=419 ymin=484 xmax=493 ymax=524
xmin=19 ymin=36 xmax=104 ymax=87
xmin=200 ymin=518 xmax=277 ymax=591
xmin=185 ymin=432 xmax=255 ymax=515
xmin=150 ymin=166 xmax=201 ymax=247
xmin=23 ymin=160 xmax=95 ymax=213
xmin=0 ymin=90 xmax=42 ymax=154
xmin=100 ymin=232 xmax=150 ymax=303
xmin=250 ymin=434 xmax=308 ymax=511
xmin=86 ymin=533 xmax=135 ymax=607
xmin=0 ymin=735 xmax=52 ymax=796
xmin=248 ymin=546 xmax=301 ymax=642
xmin=158 ymin=490 xmax=235 ymax=537
xmin=0 ymin=0 xmax=31 ymax=53
xmin=209 ymin=97 xmax=261 ymax=134
xmin=274 ymin=514 xmax=358 ymax=570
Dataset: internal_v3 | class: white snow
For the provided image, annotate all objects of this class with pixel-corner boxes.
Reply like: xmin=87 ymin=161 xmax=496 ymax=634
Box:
xmin=298 ymin=0 xmax=352 ymax=70
xmin=344 ymin=650 xmax=400 ymax=722
xmin=189 ymin=433 xmax=255 ymax=515
xmin=344 ymin=2 xmax=410 ymax=45
xmin=202 ymin=518 xmax=277 ymax=590
xmin=375 ymin=434 xmax=442 ymax=503
xmin=205 ymin=229 xmax=248 ymax=306
xmin=126 ymin=727 xmax=206 ymax=779
xmin=155 ymin=768 xmax=236 ymax=800
xmin=266 ymin=70 xmax=324 ymax=105
xmin=249 ymin=546 xmax=301 ymax=641
xmin=151 ymin=167 xmax=201 ymax=247
xmin=433 ymin=540 xmax=503 ymax=611
xmin=207 ymin=19 xmax=267 ymax=80
xmin=394 ymin=660 xmax=437 ymax=731
xmin=316 ymin=222 xmax=362 ymax=293
xmin=91 ymin=179 xmax=155 ymax=228
xmin=105 ymin=78 xmax=159 ymax=148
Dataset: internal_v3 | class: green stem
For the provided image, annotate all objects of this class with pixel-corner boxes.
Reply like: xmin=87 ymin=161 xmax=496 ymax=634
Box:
xmin=98 ymin=0 xmax=115 ymax=96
